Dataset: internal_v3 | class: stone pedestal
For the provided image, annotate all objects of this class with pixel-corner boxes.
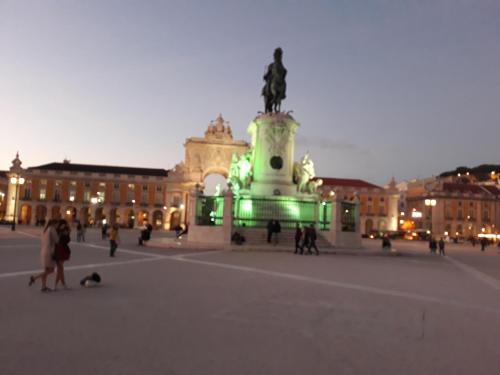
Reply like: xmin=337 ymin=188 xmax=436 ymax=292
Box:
xmin=247 ymin=113 xmax=299 ymax=197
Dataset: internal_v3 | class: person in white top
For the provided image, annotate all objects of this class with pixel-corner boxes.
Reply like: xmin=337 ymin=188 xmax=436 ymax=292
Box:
xmin=29 ymin=219 xmax=59 ymax=292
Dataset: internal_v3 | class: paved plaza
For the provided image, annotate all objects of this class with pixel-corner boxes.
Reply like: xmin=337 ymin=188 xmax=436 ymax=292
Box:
xmin=2 ymin=227 xmax=500 ymax=375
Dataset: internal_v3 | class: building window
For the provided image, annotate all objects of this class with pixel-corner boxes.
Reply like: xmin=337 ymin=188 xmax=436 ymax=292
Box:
xmin=445 ymin=202 xmax=452 ymax=219
xmin=39 ymin=188 xmax=46 ymax=201
xmin=127 ymin=184 xmax=135 ymax=202
xmin=69 ymin=189 xmax=76 ymax=202
xmin=83 ymin=191 xmax=91 ymax=203
xmin=54 ymin=181 xmax=61 ymax=202
xmin=156 ymin=185 xmax=162 ymax=192
xmin=113 ymin=183 xmax=120 ymax=189
xmin=172 ymin=194 xmax=182 ymax=207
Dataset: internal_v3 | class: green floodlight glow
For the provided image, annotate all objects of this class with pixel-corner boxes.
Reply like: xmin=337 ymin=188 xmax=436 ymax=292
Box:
xmin=241 ymin=199 xmax=253 ymax=215
xmin=284 ymin=199 xmax=300 ymax=218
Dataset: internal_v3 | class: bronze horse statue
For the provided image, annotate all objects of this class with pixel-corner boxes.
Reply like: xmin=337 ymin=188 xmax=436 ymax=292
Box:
xmin=262 ymin=48 xmax=287 ymax=113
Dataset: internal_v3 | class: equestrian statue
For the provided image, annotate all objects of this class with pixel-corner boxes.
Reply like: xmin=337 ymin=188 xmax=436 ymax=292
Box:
xmin=262 ymin=47 xmax=287 ymax=113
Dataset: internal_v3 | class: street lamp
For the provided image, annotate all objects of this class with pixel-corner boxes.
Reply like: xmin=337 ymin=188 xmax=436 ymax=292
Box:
xmin=424 ymin=198 xmax=437 ymax=235
xmin=10 ymin=175 xmax=25 ymax=231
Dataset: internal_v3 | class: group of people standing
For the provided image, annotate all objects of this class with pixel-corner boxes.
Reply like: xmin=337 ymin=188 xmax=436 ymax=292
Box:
xmin=29 ymin=219 xmax=72 ymax=292
xmin=429 ymin=237 xmax=446 ymax=256
xmin=294 ymin=223 xmax=319 ymax=255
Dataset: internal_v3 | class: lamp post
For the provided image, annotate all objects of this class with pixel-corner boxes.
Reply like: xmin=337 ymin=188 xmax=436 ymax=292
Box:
xmin=424 ymin=198 xmax=437 ymax=236
xmin=10 ymin=175 xmax=25 ymax=231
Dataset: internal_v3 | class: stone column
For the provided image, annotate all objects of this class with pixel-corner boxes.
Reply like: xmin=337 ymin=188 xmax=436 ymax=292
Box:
xmin=247 ymin=113 xmax=299 ymax=197
xmin=222 ymin=191 xmax=233 ymax=244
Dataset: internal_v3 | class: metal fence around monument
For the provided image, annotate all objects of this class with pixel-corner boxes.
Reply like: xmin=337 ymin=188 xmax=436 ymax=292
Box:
xmin=195 ymin=196 xmax=224 ymax=226
xmin=341 ymin=201 xmax=356 ymax=232
xmin=233 ymin=196 xmax=327 ymax=230
xmin=318 ymin=201 xmax=332 ymax=231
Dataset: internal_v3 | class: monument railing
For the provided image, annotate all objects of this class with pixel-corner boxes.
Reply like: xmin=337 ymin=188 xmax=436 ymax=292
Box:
xmin=319 ymin=201 xmax=331 ymax=231
xmin=195 ymin=195 xmax=224 ymax=226
xmin=341 ymin=201 xmax=357 ymax=232
xmin=232 ymin=196 xmax=326 ymax=230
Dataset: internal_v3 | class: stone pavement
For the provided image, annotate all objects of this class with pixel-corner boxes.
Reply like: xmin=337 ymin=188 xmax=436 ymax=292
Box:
xmin=2 ymin=226 xmax=500 ymax=375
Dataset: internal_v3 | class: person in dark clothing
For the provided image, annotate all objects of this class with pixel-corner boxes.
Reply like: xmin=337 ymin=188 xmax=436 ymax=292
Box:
xmin=438 ymin=238 xmax=445 ymax=256
xmin=266 ymin=220 xmax=274 ymax=243
xmin=306 ymin=224 xmax=319 ymax=255
xmin=382 ymin=236 xmax=391 ymax=250
xmin=294 ymin=223 xmax=303 ymax=254
xmin=429 ymin=238 xmax=437 ymax=254
xmin=480 ymin=237 xmax=487 ymax=251
xmin=80 ymin=272 xmax=101 ymax=287
xmin=273 ymin=220 xmax=281 ymax=245
xmin=138 ymin=224 xmax=153 ymax=245
xmin=101 ymin=223 xmax=108 ymax=240
xmin=54 ymin=219 xmax=71 ymax=290
xmin=231 ymin=231 xmax=245 ymax=245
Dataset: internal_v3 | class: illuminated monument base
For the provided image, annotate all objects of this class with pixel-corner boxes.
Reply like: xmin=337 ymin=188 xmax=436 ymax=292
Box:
xmin=247 ymin=112 xmax=299 ymax=197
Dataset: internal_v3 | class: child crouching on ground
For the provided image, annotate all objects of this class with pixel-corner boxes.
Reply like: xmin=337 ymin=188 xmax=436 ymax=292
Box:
xmin=80 ymin=272 xmax=102 ymax=288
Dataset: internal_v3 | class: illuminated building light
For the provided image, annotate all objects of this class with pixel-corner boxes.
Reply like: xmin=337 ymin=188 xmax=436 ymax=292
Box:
xmin=444 ymin=231 xmax=449 ymax=236
xmin=411 ymin=211 xmax=422 ymax=218
xmin=478 ymin=233 xmax=500 ymax=239
xmin=69 ymin=196 xmax=75 ymax=202
xmin=180 ymin=204 xmax=185 ymax=210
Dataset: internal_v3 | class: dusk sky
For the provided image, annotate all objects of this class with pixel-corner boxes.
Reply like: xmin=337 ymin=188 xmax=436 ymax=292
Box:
xmin=1 ymin=0 xmax=499 ymax=185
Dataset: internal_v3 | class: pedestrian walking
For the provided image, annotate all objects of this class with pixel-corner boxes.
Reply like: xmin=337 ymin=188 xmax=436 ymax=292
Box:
xmin=294 ymin=223 xmax=303 ymax=254
xmin=54 ymin=219 xmax=71 ymax=290
xmin=29 ymin=219 xmax=58 ymax=292
xmin=429 ymin=237 xmax=437 ymax=254
xmin=76 ymin=221 xmax=83 ymax=242
xmin=109 ymin=224 xmax=120 ymax=257
xmin=101 ymin=222 xmax=109 ymax=240
xmin=273 ymin=220 xmax=281 ymax=245
xmin=266 ymin=220 xmax=274 ymax=243
xmin=480 ymin=237 xmax=487 ymax=251
xmin=306 ymin=224 xmax=319 ymax=255
xmin=438 ymin=237 xmax=446 ymax=256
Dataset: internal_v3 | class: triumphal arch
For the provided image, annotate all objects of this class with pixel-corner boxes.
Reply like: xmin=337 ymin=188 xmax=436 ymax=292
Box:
xmin=165 ymin=114 xmax=249 ymax=229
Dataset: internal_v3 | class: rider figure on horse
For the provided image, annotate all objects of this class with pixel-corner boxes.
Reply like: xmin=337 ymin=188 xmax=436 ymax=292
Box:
xmin=262 ymin=47 xmax=287 ymax=113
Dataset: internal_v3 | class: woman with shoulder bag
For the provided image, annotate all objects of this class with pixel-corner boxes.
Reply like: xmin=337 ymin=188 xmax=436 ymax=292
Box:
xmin=54 ymin=219 xmax=71 ymax=290
xmin=29 ymin=219 xmax=59 ymax=292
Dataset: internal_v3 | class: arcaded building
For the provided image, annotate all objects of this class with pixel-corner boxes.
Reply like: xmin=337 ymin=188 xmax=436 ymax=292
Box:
xmin=3 ymin=153 xmax=176 ymax=229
